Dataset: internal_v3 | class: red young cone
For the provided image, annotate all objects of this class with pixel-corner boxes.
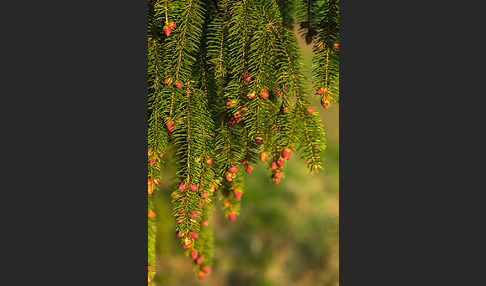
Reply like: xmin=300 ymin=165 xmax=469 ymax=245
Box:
xmin=166 ymin=121 xmax=174 ymax=132
xmin=282 ymin=147 xmax=292 ymax=160
xmin=191 ymin=250 xmax=198 ymax=259
xmin=307 ymin=106 xmax=315 ymax=115
xmin=260 ymin=151 xmax=268 ymax=161
xmin=168 ymin=21 xmax=176 ymax=28
xmin=198 ymin=271 xmax=205 ymax=280
xmin=321 ymin=99 xmax=331 ymax=109
xmin=163 ymin=25 xmax=171 ymax=36
xmin=228 ymin=212 xmax=236 ymax=221
xmin=179 ymin=182 xmax=186 ymax=190
xmin=245 ymin=164 xmax=253 ymax=173
xmin=270 ymin=161 xmax=277 ymax=170
xmin=206 ymin=157 xmax=212 ymax=165
xmin=226 ymin=99 xmax=238 ymax=106
xmin=202 ymin=266 xmax=211 ymax=274
xmin=233 ymin=111 xmax=242 ymax=121
xmin=255 ymin=135 xmax=263 ymax=145
xmin=174 ymin=80 xmax=183 ymax=88
xmin=190 ymin=232 xmax=198 ymax=239
xmin=196 ymin=256 xmax=204 ymax=264
xmin=317 ymin=86 xmax=327 ymax=95
xmin=259 ymin=90 xmax=269 ymax=99
xmin=234 ymin=189 xmax=242 ymax=199
xmin=247 ymin=91 xmax=256 ymax=99
xmin=229 ymin=164 xmax=238 ymax=173
xmin=225 ymin=172 xmax=233 ymax=181
xmin=242 ymin=73 xmax=251 ymax=82
xmin=190 ymin=184 xmax=198 ymax=191
xmin=148 ymin=210 xmax=156 ymax=218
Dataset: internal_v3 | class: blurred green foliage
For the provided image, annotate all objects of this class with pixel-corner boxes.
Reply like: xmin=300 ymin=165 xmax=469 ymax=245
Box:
xmin=153 ymin=30 xmax=339 ymax=286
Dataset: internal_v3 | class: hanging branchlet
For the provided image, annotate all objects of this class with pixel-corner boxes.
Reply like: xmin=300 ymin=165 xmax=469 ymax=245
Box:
xmin=192 ymin=202 xmax=215 ymax=280
xmin=296 ymin=0 xmax=321 ymax=44
xmin=296 ymin=0 xmax=340 ymax=108
xmin=148 ymin=35 xmax=170 ymax=186
xmin=219 ymin=172 xmax=245 ymax=222
xmin=263 ymin=2 xmax=325 ymax=175
xmin=171 ymin=83 xmax=216 ymax=247
xmin=148 ymin=197 xmax=157 ymax=283
xmin=276 ymin=0 xmax=295 ymax=30
xmin=206 ymin=0 xmax=231 ymax=86
xmin=148 ymin=0 xmax=338 ymax=281
xmin=313 ymin=0 xmax=339 ymax=108
xmin=244 ymin=17 xmax=275 ymax=147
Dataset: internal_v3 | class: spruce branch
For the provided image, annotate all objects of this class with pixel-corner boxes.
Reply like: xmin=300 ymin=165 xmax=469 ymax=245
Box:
xmin=148 ymin=0 xmax=338 ymax=280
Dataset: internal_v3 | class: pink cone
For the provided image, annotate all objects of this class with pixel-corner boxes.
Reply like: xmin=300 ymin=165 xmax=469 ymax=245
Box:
xmin=191 ymin=249 xmax=198 ymax=259
xmin=229 ymin=164 xmax=238 ymax=173
xmin=260 ymin=151 xmax=268 ymax=161
xmin=166 ymin=121 xmax=174 ymax=132
xmin=282 ymin=147 xmax=292 ymax=160
xmin=164 ymin=26 xmax=171 ymax=36
xmin=259 ymin=90 xmax=269 ymax=99
xmin=270 ymin=161 xmax=277 ymax=170
xmin=234 ymin=189 xmax=242 ymax=199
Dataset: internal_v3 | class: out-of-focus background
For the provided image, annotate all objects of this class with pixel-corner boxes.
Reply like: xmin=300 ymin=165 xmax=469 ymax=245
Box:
xmin=153 ymin=32 xmax=339 ymax=286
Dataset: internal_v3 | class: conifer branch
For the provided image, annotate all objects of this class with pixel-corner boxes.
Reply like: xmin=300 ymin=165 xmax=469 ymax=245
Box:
xmin=148 ymin=0 xmax=337 ymax=281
